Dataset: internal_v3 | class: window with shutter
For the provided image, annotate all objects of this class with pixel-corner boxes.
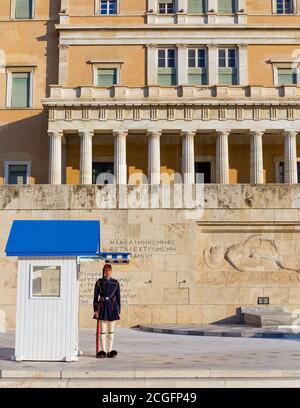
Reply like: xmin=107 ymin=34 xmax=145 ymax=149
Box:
xmin=100 ymin=0 xmax=117 ymax=15
xmin=11 ymin=72 xmax=30 ymax=108
xmin=276 ymin=0 xmax=294 ymax=14
xmin=157 ymin=49 xmax=177 ymax=86
xmin=218 ymin=0 xmax=237 ymax=14
xmin=188 ymin=49 xmax=208 ymax=85
xmin=158 ymin=0 xmax=175 ymax=14
xmin=218 ymin=48 xmax=238 ymax=85
xmin=15 ymin=0 xmax=33 ymax=19
xmin=188 ymin=0 xmax=207 ymax=14
xmin=277 ymin=68 xmax=298 ymax=85
xmin=97 ymin=69 xmax=117 ymax=86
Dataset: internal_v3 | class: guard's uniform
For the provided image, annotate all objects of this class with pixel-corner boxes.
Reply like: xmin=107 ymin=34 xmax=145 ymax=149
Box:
xmin=93 ymin=277 xmax=121 ymax=321
xmin=93 ymin=276 xmax=121 ymax=357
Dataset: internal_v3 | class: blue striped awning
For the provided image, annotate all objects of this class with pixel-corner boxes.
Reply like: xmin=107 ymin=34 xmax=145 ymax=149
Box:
xmin=100 ymin=252 xmax=131 ymax=264
xmin=79 ymin=252 xmax=131 ymax=264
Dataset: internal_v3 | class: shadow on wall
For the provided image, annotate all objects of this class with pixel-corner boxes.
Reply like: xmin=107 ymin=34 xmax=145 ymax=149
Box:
xmin=36 ymin=0 xmax=60 ymax=97
xmin=0 ymin=113 xmax=49 ymax=184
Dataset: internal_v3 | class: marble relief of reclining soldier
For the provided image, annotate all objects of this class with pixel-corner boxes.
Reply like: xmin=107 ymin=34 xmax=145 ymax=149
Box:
xmin=204 ymin=235 xmax=300 ymax=273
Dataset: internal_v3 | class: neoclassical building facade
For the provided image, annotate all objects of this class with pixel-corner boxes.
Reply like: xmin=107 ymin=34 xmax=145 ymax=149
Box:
xmin=1 ymin=0 xmax=300 ymax=186
xmin=2 ymin=1 xmax=300 ymax=327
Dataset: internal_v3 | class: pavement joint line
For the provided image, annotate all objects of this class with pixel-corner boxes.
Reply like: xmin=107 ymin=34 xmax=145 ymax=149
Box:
xmin=138 ymin=325 xmax=300 ymax=338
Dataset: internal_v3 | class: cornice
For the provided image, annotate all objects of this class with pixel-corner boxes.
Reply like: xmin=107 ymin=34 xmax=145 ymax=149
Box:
xmin=55 ymin=24 xmax=300 ymax=31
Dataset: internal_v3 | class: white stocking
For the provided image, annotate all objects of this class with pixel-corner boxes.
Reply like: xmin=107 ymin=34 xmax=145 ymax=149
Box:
xmin=100 ymin=320 xmax=108 ymax=353
xmin=107 ymin=320 xmax=116 ymax=353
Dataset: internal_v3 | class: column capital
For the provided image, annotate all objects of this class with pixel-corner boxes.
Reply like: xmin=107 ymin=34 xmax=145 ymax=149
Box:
xmin=113 ymin=130 xmax=128 ymax=137
xmin=249 ymin=130 xmax=265 ymax=137
xmin=181 ymin=131 xmax=196 ymax=138
xmin=146 ymin=43 xmax=157 ymax=49
xmin=207 ymin=43 xmax=219 ymax=49
xmin=237 ymin=44 xmax=248 ymax=49
xmin=216 ymin=130 xmax=231 ymax=137
xmin=284 ymin=130 xmax=298 ymax=138
xmin=78 ymin=130 xmax=94 ymax=138
xmin=147 ymin=130 xmax=162 ymax=137
xmin=176 ymin=43 xmax=189 ymax=49
xmin=48 ymin=131 xmax=63 ymax=138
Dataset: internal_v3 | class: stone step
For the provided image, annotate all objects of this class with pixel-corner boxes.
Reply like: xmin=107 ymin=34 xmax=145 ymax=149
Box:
xmin=243 ymin=311 xmax=300 ymax=328
xmin=239 ymin=306 xmax=289 ymax=315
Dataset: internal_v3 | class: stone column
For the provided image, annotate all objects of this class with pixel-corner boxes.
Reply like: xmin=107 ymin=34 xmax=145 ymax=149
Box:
xmin=114 ymin=131 xmax=127 ymax=185
xmin=148 ymin=131 xmax=161 ymax=185
xmin=146 ymin=44 xmax=157 ymax=85
xmin=216 ymin=130 xmax=230 ymax=184
xmin=239 ymin=0 xmax=246 ymax=11
xmin=207 ymin=44 xmax=218 ymax=85
xmin=238 ymin=44 xmax=248 ymax=86
xmin=250 ymin=130 xmax=264 ymax=184
xmin=284 ymin=130 xmax=298 ymax=184
xmin=48 ymin=131 xmax=62 ymax=185
xmin=58 ymin=44 xmax=68 ymax=85
xmin=208 ymin=0 xmax=218 ymax=11
xmin=79 ymin=131 xmax=94 ymax=185
xmin=177 ymin=0 xmax=187 ymax=11
xmin=177 ymin=44 xmax=188 ymax=85
xmin=60 ymin=0 xmax=68 ymax=10
xmin=147 ymin=0 xmax=157 ymax=11
xmin=182 ymin=131 xmax=195 ymax=184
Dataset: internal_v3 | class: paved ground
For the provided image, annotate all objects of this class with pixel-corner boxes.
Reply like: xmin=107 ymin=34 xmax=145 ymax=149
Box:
xmin=1 ymin=328 xmax=300 ymax=387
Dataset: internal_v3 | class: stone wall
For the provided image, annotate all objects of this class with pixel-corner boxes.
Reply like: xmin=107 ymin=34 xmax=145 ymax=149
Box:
xmin=1 ymin=184 xmax=300 ymax=328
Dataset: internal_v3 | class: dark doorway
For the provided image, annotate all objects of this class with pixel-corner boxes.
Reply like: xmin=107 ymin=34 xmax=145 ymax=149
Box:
xmin=92 ymin=162 xmax=114 ymax=184
xmin=195 ymin=162 xmax=212 ymax=183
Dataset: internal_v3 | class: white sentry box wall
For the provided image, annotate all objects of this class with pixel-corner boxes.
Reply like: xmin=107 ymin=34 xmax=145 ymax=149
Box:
xmin=14 ymin=256 xmax=80 ymax=362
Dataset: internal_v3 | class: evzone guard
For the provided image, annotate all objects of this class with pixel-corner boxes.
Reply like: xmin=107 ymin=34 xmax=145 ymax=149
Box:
xmin=93 ymin=263 xmax=121 ymax=358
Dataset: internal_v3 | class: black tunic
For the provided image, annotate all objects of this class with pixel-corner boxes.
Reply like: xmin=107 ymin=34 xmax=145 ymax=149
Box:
xmin=93 ymin=277 xmax=121 ymax=321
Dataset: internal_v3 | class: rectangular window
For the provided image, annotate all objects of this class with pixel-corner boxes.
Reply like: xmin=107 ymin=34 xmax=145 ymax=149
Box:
xmin=157 ymin=49 xmax=177 ymax=85
xmin=188 ymin=0 xmax=207 ymax=13
xmin=277 ymin=68 xmax=298 ymax=85
xmin=7 ymin=164 xmax=28 ymax=184
xmin=218 ymin=48 xmax=238 ymax=85
xmin=32 ymin=266 xmax=61 ymax=298
xmin=276 ymin=0 xmax=294 ymax=14
xmin=100 ymin=0 xmax=117 ymax=15
xmin=97 ymin=68 xmax=117 ymax=86
xmin=158 ymin=0 xmax=175 ymax=14
xmin=188 ymin=49 xmax=207 ymax=85
xmin=14 ymin=0 xmax=33 ymax=19
xmin=218 ymin=0 xmax=237 ymax=14
xmin=11 ymin=72 xmax=31 ymax=108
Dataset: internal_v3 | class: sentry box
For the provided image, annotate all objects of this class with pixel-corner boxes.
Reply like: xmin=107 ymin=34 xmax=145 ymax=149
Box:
xmin=5 ymin=220 xmax=130 ymax=362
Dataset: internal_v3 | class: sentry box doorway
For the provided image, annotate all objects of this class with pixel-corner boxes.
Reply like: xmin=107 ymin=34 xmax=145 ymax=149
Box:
xmin=5 ymin=220 xmax=130 ymax=362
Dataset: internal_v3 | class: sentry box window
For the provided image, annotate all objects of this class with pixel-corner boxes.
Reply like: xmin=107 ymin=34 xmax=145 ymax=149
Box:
xmin=31 ymin=266 xmax=61 ymax=297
